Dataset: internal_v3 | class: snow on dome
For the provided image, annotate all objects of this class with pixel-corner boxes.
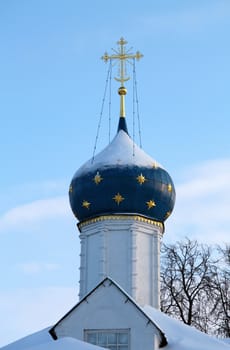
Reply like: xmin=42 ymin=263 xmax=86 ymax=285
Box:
xmin=75 ymin=130 xmax=163 ymax=177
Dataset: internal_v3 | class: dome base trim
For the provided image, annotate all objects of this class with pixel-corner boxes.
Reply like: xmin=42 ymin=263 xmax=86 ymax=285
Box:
xmin=77 ymin=214 xmax=164 ymax=232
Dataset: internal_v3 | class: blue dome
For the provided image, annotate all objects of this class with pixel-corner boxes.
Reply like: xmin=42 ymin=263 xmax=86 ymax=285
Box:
xmin=69 ymin=120 xmax=175 ymax=224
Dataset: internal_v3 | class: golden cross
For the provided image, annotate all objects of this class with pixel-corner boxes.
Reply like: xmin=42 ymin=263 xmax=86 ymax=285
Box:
xmin=101 ymin=37 xmax=143 ymax=86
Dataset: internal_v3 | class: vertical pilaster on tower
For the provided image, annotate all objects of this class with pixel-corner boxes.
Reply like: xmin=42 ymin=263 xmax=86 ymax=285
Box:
xmin=79 ymin=233 xmax=87 ymax=298
xmin=130 ymin=228 xmax=138 ymax=300
xmin=99 ymin=228 xmax=107 ymax=279
xmin=151 ymin=231 xmax=162 ymax=309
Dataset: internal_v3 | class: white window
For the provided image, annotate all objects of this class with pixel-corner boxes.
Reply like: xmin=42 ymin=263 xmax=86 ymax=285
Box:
xmin=84 ymin=329 xmax=130 ymax=350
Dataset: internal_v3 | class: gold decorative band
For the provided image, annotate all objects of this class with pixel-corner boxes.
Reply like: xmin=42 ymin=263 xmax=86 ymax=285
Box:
xmin=78 ymin=214 xmax=164 ymax=232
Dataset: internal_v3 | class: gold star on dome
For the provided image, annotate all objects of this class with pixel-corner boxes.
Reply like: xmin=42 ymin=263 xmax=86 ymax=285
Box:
xmin=82 ymin=200 xmax=91 ymax=209
xmin=146 ymin=200 xmax=156 ymax=209
xmin=93 ymin=171 xmax=103 ymax=185
xmin=113 ymin=193 xmax=124 ymax=205
xmin=69 ymin=185 xmax=73 ymax=193
xmin=167 ymin=184 xmax=172 ymax=192
xmin=136 ymin=173 xmax=146 ymax=185
xmin=165 ymin=211 xmax=171 ymax=219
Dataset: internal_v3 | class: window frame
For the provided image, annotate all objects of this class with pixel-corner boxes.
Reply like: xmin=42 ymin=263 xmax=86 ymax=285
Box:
xmin=84 ymin=328 xmax=130 ymax=350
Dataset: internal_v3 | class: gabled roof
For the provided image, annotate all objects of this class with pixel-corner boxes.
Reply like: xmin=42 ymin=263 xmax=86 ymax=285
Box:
xmin=49 ymin=277 xmax=167 ymax=348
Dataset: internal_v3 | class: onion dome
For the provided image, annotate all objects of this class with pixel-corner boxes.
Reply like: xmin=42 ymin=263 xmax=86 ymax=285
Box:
xmin=69 ymin=38 xmax=175 ymax=224
xmin=69 ymin=116 xmax=175 ymax=224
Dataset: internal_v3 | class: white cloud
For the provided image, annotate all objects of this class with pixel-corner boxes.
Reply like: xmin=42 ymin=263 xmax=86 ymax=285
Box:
xmin=17 ymin=262 xmax=60 ymax=275
xmin=0 ymin=286 xmax=77 ymax=348
xmin=178 ymin=159 xmax=230 ymax=197
xmin=0 ymin=196 xmax=72 ymax=233
xmin=166 ymin=159 xmax=230 ymax=245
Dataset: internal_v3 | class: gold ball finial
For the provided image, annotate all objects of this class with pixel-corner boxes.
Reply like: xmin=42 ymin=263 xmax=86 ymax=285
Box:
xmin=118 ymin=86 xmax=127 ymax=96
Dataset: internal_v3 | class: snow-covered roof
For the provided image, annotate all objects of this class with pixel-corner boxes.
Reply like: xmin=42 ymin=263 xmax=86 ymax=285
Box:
xmin=0 ymin=328 xmax=104 ymax=350
xmin=143 ymin=305 xmax=230 ymax=350
xmin=0 ymin=328 xmax=52 ymax=350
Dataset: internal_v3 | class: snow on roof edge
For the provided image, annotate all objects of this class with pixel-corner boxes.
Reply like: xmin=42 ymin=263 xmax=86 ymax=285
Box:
xmin=142 ymin=305 xmax=230 ymax=350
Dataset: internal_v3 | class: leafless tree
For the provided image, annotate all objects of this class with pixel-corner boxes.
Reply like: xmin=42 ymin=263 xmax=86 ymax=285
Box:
xmin=210 ymin=244 xmax=230 ymax=337
xmin=160 ymin=238 xmax=218 ymax=335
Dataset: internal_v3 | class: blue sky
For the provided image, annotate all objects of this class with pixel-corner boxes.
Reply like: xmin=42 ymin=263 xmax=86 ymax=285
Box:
xmin=0 ymin=0 xmax=230 ymax=346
